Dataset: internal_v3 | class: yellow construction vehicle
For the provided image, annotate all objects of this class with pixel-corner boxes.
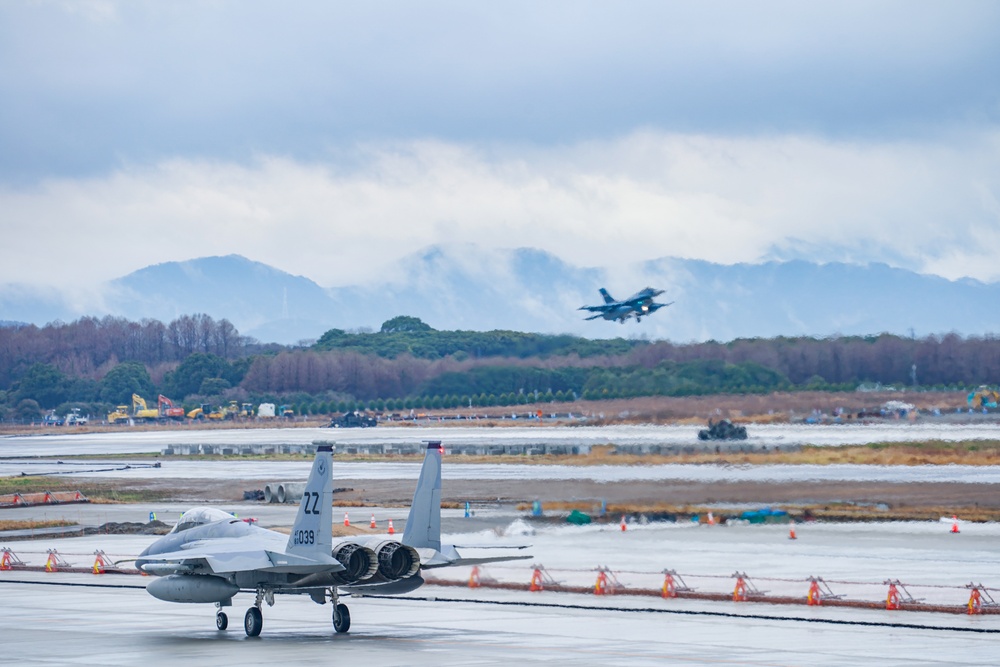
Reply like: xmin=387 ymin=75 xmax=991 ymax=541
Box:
xmin=968 ymin=386 xmax=1000 ymax=409
xmin=223 ymin=400 xmax=241 ymax=419
xmin=187 ymin=403 xmax=227 ymax=420
xmin=107 ymin=405 xmax=131 ymax=425
xmin=132 ymin=394 xmax=161 ymax=422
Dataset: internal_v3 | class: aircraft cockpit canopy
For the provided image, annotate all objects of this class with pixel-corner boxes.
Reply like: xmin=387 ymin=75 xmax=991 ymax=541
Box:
xmin=170 ymin=507 xmax=235 ymax=534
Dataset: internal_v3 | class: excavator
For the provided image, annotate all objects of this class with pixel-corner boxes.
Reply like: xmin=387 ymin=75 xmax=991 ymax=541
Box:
xmin=132 ymin=394 xmax=161 ymax=422
xmin=107 ymin=394 xmax=160 ymax=424
xmin=158 ymin=395 xmax=186 ymax=421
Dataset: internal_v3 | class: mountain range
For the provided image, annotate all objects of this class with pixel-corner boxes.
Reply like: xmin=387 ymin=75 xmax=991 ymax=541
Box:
xmin=2 ymin=245 xmax=998 ymax=345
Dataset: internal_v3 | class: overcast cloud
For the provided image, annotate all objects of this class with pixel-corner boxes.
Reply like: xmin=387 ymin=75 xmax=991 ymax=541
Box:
xmin=1 ymin=1 xmax=998 ymax=291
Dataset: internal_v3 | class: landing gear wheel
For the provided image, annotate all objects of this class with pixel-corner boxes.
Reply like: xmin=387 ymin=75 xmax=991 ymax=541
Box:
xmin=216 ymin=611 xmax=229 ymax=631
xmin=333 ymin=603 xmax=351 ymax=633
xmin=244 ymin=607 xmax=263 ymax=637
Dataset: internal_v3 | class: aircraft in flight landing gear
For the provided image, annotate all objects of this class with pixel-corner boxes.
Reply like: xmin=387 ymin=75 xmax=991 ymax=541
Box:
xmin=134 ymin=442 xmax=530 ymax=637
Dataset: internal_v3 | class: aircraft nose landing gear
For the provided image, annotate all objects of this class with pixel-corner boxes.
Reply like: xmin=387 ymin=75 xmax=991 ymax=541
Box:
xmin=215 ymin=598 xmax=231 ymax=631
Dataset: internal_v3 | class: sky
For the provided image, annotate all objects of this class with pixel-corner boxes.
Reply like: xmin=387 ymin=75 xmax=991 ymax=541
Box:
xmin=1 ymin=1 xmax=999 ymax=293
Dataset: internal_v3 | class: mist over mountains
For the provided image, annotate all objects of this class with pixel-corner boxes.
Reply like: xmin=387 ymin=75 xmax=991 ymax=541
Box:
xmin=2 ymin=245 xmax=998 ymax=345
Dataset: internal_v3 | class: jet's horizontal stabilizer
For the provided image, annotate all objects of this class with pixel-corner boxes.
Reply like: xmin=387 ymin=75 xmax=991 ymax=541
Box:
xmin=450 ymin=544 xmax=531 ymax=550
xmin=420 ymin=553 xmax=534 ymax=569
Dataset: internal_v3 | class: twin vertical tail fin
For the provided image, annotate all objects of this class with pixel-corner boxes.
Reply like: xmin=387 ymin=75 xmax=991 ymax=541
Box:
xmin=286 ymin=444 xmax=334 ymax=557
xmin=401 ymin=441 xmax=442 ymax=551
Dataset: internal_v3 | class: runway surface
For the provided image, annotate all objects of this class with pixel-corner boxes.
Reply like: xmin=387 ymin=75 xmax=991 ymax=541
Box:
xmin=6 ymin=458 xmax=1000 ymax=484
xmin=2 ymin=421 xmax=999 ymax=457
xmin=2 ymin=519 xmax=998 ymax=665
xmin=3 ymin=425 xmax=998 ymax=663
xmin=3 ymin=576 xmax=997 ymax=666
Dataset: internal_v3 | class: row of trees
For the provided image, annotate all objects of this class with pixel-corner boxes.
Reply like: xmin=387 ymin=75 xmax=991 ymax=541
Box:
xmin=621 ymin=333 xmax=1000 ymax=387
xmin=0 ymin=314 xmax=261 ymax=389
xmin=314 ymin=315 xmax=642 ymax=359
xmin=4 ymin=315 xmax=1000 ymax=416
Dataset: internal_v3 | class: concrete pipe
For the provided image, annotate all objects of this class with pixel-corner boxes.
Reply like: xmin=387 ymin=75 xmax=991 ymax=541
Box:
xmin=264 ymin=484 xmax=276 ymax=503
xmin=277 ymin=482 xmax=306 ymax=504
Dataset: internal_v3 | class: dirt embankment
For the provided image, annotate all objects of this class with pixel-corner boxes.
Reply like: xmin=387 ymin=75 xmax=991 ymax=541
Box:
xmin=48 ymin=474 xmax=1000 ymax=523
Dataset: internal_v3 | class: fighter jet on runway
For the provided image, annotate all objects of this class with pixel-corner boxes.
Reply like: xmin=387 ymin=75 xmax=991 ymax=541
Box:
xmin=135 ymin=442 xmax=529 ymax=637
xmin=579 ymin=286 xmax=672 ymax=323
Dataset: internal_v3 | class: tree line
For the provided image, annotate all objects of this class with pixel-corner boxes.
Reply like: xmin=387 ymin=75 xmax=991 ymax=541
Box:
xmin=0 ymin=313 xmax=260 ymax=389
xmin=2 ymin=314 xmax=999 ymax=422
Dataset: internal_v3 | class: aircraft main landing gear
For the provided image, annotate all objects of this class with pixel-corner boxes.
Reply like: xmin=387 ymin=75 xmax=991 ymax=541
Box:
xmin=333 ymin=604 xmax=351 ymax=633
xmin=330 ymin=587 xmax=351 ymax=634
xmin=244 ymin=587 xmax=272 ymax=637
xmin=244 ymin=607 xmax=262 ymax=637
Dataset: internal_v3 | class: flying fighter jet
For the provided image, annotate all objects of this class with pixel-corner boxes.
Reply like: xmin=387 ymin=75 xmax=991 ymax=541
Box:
xmin=579 ymin=286 xmax=671 ymax=323
xmin=135 ymin=442 xmax=529 ymax=637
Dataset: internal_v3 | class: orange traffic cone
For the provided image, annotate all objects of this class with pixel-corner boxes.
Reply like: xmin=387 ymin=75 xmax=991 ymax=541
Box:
xmin=620 ymin=515 xmax=627 ymax=532
xmin=707 ymin=512 xmax=715 ymax=526
xmin=388 ymin=519 xmax=395 ymax=535
xmin=789 ymin=522 xmax=797 ymax=540
xmin=951 ymin=515 xmax=960 ymax=534
xmin=344 ymin=513 xmax=350 ymax=527
xmin=469 ymin=566 xmax=481 ymax=589
xmin=370 ymin=514 xmax=377 ymax=529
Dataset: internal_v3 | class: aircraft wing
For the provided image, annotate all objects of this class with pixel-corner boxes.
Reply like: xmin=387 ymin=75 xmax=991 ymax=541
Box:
xmin=578 ymin=304 xmax=613 ymax=313
xmin=140 ymin=546 xmax=343 ymax=576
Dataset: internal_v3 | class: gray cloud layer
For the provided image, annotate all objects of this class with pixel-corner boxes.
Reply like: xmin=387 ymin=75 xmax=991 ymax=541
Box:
xmin=1 ymin=1 xmax=998 ymax=180
xmin=3 ymin=131 xmax=999 ymax=291
xmin=2 ymin=1 xmax=998 ymax=296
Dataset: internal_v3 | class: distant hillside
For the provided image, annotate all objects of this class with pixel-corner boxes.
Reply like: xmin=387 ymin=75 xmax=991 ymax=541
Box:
xmin=105 ymin=254 xmax=333 ymax=339
xmin=1 ymin=246 xmax=999 ymax=344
